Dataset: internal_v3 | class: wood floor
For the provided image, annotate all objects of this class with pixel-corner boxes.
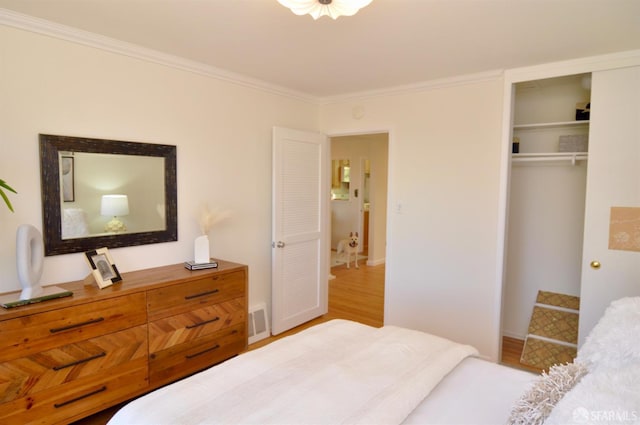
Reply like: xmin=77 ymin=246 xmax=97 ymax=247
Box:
xmin=249 ymin=261 xmax=385 ymax=350
xmin=501 ymin=336 xmax=544 ymax=374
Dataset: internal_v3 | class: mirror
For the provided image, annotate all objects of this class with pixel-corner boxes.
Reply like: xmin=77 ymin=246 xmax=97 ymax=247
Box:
xmin=40 ymin=134 xmax=177 ymax=256
xmin=331 ymin=159 xmax=350 ymax=200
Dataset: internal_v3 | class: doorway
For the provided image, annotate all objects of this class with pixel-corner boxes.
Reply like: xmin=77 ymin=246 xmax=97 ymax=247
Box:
xmin=501 ymin=74 xmax=590 ymax=371
xmin=330 ymin=133 xmax=388 ymax=271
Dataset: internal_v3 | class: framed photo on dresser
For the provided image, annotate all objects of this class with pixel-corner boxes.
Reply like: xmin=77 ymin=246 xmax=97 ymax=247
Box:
xmin=84 ymin=247 xmax=122 ymax=289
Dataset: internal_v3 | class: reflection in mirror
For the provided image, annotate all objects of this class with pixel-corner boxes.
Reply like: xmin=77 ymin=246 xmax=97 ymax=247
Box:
xmin=59 ymin=152 xmax=165 ymax=239
xmin=363 ymin=158 xmax=370 ymax=206
xmin=40 ymin=134 xmax=177 ymax=256
xmin=331 ymin=159 xmax=350 ymax=200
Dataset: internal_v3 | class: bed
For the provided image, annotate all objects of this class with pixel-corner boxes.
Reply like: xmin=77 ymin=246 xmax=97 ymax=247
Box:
xmin=108 ymin=297 xmax=640 ymax=425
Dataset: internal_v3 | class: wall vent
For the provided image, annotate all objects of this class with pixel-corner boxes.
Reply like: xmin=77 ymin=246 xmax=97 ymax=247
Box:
xmin=248 ymin=303 xmax=270 ymax=344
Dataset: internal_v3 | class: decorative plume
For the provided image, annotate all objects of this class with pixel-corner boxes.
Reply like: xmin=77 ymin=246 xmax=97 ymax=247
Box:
xmin=198 ymin=204 xmax=231 ymax=235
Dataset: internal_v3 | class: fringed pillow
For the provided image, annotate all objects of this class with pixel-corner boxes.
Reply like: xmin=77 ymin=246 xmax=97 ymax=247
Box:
xmin=507 ymin=362 xmax=588 ymax=425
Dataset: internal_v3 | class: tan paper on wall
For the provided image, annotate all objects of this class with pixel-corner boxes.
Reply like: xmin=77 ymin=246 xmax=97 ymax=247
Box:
xmin=609 ymin=206 xmax=640 ymax=252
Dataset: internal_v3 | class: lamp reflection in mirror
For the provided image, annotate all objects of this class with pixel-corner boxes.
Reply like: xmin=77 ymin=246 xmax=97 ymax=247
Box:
xmin=277 ymin=0 xmax=373 ymax=19
xmin=101 ymin=194 xmax=129 ymax=233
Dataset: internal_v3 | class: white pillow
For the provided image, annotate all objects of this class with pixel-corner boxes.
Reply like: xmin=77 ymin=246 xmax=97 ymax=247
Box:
xmin=578 ymin=297 xmax=640 ymax=370
xmin=545 ymin=364 xmax=640 ymax=425
xmin=507 ymin=362 xmax=588 ymax=425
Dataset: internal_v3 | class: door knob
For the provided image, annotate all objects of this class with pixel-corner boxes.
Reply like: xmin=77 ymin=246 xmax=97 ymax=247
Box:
xmin=590 ymin=260 xmax=601 ymax=270
xmin=276 ymin=241 xmax=285 ymax=248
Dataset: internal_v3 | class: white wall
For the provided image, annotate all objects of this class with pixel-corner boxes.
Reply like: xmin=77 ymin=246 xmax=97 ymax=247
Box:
xmin=503 ymin=163 xmax=587 ymax=338
xmin=320 ymin=77 xmax=505 ymax=359
xmin=0 ymin=25 xmax=319 ymax=316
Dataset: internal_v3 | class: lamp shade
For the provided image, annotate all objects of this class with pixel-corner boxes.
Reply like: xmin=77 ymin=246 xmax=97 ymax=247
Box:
xmin=278 ymin=0 xmax=373 ymax=19
xmin=101 ymin=194 xmax=129 ymax=217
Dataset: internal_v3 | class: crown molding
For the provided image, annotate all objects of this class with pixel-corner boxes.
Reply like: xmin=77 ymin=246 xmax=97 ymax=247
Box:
xmin=6 ymin=8 xmax=635 ymax=107
xmin=504 ymin=49 xmax=640 ymax=84
xmin=0 ymin=7 xmax=505 ymax=105
xmin=325 ymin=48 xmax=640 ymax=104
xmin=0 ymin=8 xmax=318 ymax=104
xmin=318 ymin=70 xmax=504 ymax=104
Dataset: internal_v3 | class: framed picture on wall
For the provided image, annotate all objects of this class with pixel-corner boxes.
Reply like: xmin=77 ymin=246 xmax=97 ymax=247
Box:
xmin=84 ymin=247 xmax=122 ymax=289
xmin=61 ymin=155 xmax=74 ymax=202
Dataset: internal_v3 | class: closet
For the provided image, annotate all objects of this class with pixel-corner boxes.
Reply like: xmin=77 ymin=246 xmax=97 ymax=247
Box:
xmin=502 ymin=74 xmax=592 ymax=369
xmin=501 ymin=62 xmax=640 ymax=371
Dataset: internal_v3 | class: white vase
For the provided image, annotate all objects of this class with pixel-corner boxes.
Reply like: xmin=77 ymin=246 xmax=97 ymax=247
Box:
xmin=194 ymin=235 xmax=210 ymax=264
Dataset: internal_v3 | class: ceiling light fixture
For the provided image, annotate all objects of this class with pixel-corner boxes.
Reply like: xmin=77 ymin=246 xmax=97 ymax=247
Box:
xmin=277 ymin=0 xmax=373 ymax=20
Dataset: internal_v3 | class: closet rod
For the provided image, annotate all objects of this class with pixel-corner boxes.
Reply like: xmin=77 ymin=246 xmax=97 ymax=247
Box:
xmin=512 ymin=153 xmax=588 ymax=165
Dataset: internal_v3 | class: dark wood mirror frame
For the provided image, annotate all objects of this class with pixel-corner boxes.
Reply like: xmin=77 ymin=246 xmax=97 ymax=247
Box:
xmin=39 ymin=134 xmax=177 ymax=256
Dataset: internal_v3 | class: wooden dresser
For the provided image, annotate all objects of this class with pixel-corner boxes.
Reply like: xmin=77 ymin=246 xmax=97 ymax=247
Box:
xmin=0 ymin=260 xmax=248 ymax=425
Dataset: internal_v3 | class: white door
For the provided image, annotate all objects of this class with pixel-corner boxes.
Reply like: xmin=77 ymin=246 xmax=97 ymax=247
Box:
xmin=272 ymin=126 xmax=329 ymax=335
xmin=579 ymin=66 xmax=640 ymax=345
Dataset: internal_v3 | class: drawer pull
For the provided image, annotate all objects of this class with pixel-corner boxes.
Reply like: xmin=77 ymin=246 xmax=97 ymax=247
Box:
xmin=53 ymin=352 xmax=106 ymax=371
xmin=54 ymin=386 xmax=107 ymax=408
xmin=185 ymin=316 xmax=220 ymax=329
xmin=184 ymin=289 xmax=219 ymax=300
xmin=50 ymin=317 xmax=105 ymax=333
xmin=185 ymin=344 xmax=220 ymax=359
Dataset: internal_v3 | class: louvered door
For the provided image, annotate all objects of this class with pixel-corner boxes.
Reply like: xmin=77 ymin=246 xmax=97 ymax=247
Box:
xmin=271 ymin=126 xmax=329 ymax=335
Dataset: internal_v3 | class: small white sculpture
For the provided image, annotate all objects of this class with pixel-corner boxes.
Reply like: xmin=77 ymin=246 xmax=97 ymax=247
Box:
xmin=195 ymin=205 xmax=231 ymax=264
xmin=16 ymin=224 xmax=44 ymax=300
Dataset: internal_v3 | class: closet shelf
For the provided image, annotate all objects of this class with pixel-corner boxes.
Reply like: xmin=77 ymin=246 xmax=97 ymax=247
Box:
xmin=512 ymin=152 xmax=588 ymax=165
xmin=513 ymin=120 xmax=589 ymax=130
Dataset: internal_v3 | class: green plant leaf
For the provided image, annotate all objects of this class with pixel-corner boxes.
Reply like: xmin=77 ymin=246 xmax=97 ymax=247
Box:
xmin=0 ymin=179 xmax=17 ymax=194
xmin=0 ymin=179 xmax=17 ymax=212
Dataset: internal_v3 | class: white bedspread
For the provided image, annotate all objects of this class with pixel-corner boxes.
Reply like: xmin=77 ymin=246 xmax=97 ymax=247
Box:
xmin=109 ymin=319 xmax=478 ymax=425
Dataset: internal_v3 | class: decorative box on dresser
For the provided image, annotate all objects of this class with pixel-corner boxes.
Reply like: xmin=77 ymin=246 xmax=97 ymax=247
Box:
xmin=0 ymin=260 xmax=248 ymax=425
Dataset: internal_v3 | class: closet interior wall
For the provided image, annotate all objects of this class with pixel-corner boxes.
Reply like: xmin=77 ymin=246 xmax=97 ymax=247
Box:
xmin=502 ymin=75 xmax=591 ymax=340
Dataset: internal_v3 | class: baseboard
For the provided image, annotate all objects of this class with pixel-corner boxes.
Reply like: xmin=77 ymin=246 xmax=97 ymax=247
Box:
xmin=366 ymin=257 xmax=385 ymax=266
xmin=502 ymin=330 xmax=527 ymax=340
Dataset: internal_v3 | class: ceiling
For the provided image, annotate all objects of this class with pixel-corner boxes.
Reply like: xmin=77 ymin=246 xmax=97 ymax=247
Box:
xmin=1 ymin=0 xmax=639 ymax=99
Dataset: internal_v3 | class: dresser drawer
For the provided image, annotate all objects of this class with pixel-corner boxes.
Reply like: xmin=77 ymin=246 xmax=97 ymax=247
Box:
xmin=0 ymin=261 xmax=247 ymax=424
xmin=149 ymin=298 xmax=245 ymax=353
xmin=0 ymin=325 xmax=147 ymax=404
xmin=0 ymin=293 xmax=147 ymax=363
xmin=147 ymin=270 xmax=246 ymax=321
xmin=0 ymin=359 xmax=148 ymax=425
xmin=149 ymin=322 xmax=246 ymax=387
